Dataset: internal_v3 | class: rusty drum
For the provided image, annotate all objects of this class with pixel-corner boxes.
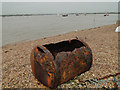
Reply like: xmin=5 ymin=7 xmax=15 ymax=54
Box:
xmin=30 ymin=39 xmax=92 ymax=88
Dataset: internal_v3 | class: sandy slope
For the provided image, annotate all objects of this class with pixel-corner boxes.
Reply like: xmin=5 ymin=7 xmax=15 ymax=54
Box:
xmin=2 ymin=24 xmax=120 ymax=88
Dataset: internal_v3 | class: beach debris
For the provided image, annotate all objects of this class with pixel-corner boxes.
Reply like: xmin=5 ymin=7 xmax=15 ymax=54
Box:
xmin=75 ymin=13 xmax=79 ymax=16
xmin=30 ymin=39 xmax=92 ymax=88
xmin=62 ymin=14 xmax=68 ymax=17
xmin=115 ymin=26 xmax=120 ymax=32
xmin=104 ymin=13 xmax=109 ymax=16
xmin=4 ymin=50 xmax=9 ymax=53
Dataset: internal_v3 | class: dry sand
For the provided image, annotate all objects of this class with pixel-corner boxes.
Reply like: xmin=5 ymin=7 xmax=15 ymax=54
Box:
xmin=2 ymin=24 xmax=120 ymax=88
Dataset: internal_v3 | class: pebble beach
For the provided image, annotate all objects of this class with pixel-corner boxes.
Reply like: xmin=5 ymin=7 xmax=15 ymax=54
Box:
xmin=2 ymin=24 xmax=120 ymax=88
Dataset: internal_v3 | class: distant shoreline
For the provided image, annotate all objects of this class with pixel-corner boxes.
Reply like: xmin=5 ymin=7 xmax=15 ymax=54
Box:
xmin=1 ymin=12 xmax=119 ymax=17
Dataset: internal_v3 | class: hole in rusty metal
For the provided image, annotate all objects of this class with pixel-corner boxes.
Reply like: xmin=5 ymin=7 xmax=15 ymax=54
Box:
xmin=43 ymin=39 xmax=85 ymax=59
xmin=37 ymin=47 xmax=45 ymax=53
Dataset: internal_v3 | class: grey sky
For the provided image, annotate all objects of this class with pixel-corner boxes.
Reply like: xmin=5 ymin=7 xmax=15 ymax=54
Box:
xmin=2 ymin=2 xmax=118 ymax=15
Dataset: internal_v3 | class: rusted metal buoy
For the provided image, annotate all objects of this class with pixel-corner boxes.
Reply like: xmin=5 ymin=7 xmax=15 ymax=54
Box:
xmin=30 ymin=39 xmax=92 ymax=88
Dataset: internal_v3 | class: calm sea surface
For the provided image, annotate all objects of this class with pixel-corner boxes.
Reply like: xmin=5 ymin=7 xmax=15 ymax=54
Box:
xmin=2 ymin=14 xmax=118 ymax=46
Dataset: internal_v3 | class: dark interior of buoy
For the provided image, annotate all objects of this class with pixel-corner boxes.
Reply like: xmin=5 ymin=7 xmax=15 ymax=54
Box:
xmin=38 ymin=39 xmax=85 ymax=59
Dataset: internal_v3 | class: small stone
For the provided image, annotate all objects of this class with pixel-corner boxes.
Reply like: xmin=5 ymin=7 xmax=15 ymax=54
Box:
xmin=71 ymin=82 xmax=74 ymax=85
xmin=109 ymin=77 xmax=113 ymax=80
xmin=38 ymin=85 xmax=42 ymax=88
xmin=92 ymin=74 xmax=95 ymax=77
xmin=75 ymin=80 xmax=79 ymax=83
xmin=13 ymin=81 xmax=17 ymax=85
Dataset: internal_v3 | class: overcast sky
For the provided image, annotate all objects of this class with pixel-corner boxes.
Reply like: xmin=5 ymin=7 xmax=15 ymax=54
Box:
xmin=2 ymin=2 xmax=118 ymax=15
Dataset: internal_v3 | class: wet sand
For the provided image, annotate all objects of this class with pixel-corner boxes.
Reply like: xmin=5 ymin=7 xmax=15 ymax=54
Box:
xmin=2 ymin=24 xmax=120 ymax=88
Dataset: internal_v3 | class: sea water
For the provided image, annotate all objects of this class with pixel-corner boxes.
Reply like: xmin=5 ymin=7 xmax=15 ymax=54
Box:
xmin=2 ymin=14 xmax=118 ymax=46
